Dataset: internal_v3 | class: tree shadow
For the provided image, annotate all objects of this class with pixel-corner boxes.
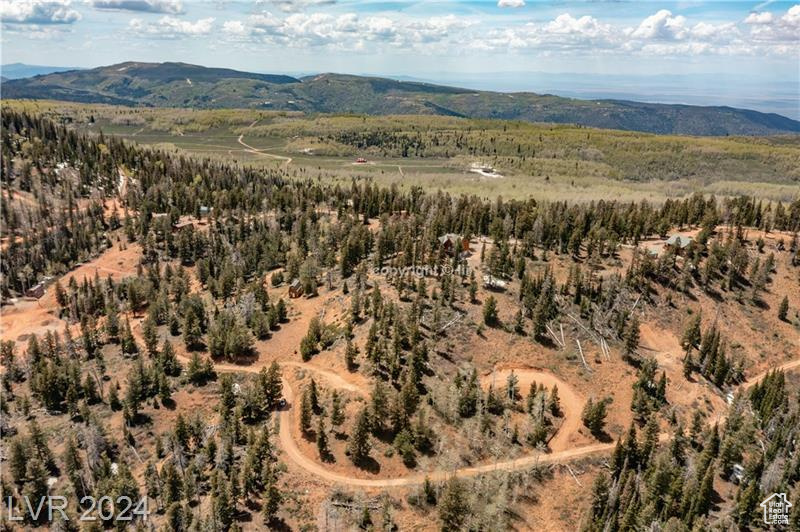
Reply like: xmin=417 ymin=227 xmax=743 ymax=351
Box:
xmin=161 ymin=398 xmax=177 ymax=410
xmin=319 ymin=449 xmax=336 ymax=463
xmin=352 ymin=455 xmax=381 ymax=474
xmin=753 ymin=298 xmax=771 ymax=311
xmin=265 ymin=518 xmax=291 ymax=532
xmin=591 ymin=430 xmax=614 ymax=443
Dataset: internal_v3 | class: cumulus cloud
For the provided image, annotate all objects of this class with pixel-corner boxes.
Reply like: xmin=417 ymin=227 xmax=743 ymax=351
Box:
xmin=471 ymin=6 xmax=799 ymax=56
xmin=219 ymin=5 xmax=798 ymax=58
xmin=744 ymin=11 xmax=774 ymax=24
xmin=90 ymin=0 xmax=184 ymax=15
xmin=497 ymin=0 xmax=525 ymax=8
xmin=256 ymin=0 xmax=336 ymax=13
xmin=746 ymin=4 xmax=800 ymax=43
xmin=630 ymin=9 xmax=688 ymax=40
xmin=129 ymin=15 xmax=214 ymax=37
xmin=1 ymin=0 xmax=81 ymax=24
xmin=222 ymin=11 xmax=471 ymax=51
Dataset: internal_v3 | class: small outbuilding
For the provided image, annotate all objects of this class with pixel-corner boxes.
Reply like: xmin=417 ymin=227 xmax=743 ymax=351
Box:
xmin=25 ymin=282 xmax=46 ymax=299
xmin=438 ymin=233 xmax=469 ymax=255
xmin=665 ymin=234 xmax=693 ymax=250
xmin=288 ymin=279 xmax=303 ymax=298
xmin=482 ymin=274 xmax=507 ymax=291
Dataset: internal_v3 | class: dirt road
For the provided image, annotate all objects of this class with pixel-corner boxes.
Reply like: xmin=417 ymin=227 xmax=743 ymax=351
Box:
xmin=744 ymin=358 xmax=800 ymax=389
xmin=480 ymin=367 xmax=584 ymax=452
xmin=237 ymin=120 xmax=292 ymax=167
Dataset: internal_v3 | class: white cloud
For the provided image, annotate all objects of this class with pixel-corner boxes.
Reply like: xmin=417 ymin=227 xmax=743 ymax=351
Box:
xmin=222 ymin=19 xmax=246 ymax=35
xmin=129 ymin=15 xmax=214 ymax=37
xmin=1 ymin=0 xmax=81 ymax=24
xmin=630 ymin=9 xmax=688 ymax=41
xmin=220 ymin=5 xmax=798 ymax=58
xmin=746 ymin=4 xmax=800 ymax=43
xmin=545 ymin=14 xmax=613 ymax=40
xmin=497 ymin=0 xmax=525 ymax=8
xmin=222 ymin=11 xmax=471 ymax=51
xmin=90 ymin=0 xmax=184 ymax=15
xmin=744 ymin=11 xmax=774 ymax=24
xmin=256 ymin=0 xmax=336 ymax=13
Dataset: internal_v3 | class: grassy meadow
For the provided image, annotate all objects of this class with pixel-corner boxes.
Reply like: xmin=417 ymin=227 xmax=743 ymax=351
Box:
xmin=6 ymin=99 xmax=800 ymax=203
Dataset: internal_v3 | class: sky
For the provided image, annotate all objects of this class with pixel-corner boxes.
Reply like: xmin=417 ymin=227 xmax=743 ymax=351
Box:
xmin=1 ymin=0 xmax=799 ymax=116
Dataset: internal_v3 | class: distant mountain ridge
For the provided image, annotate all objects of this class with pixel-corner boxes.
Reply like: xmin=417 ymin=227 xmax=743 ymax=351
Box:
xmin=3 ymin=61 xmax=799 ymax=136
xmin=1 ymin=63 xmax=83 ymax=80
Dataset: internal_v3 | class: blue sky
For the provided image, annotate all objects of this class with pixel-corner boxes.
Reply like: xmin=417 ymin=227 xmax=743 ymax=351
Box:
xmin=1 ymin=1 xmax=798 ymax=115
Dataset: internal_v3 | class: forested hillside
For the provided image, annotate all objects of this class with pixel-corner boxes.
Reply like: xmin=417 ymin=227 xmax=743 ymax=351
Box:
xmin=1 ymin=108 xmax=799 ymax=530
xmin=4 ymin=62 xmax=800 ymax=136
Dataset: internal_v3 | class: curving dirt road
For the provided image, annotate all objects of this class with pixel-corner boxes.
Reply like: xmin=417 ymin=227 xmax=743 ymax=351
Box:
xmin=480 ymin=367 xmax=584 ymax=452
xmin=192 ymin=350 xmax=800 ymax=488
xmin=237 ymin=120 xmax=292 ymax=167
xmin=744 ymin=358 xmax=800 ymax=389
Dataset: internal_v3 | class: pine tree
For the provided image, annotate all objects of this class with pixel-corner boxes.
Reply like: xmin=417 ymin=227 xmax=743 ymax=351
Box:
xmin=370 ymin=381 xmax=388 ymax=432
xmin=142 ymin=316 xmax=159 ymax=357
xmin=345 ymin=338 xmax=359 ymax=371
xmin=582 ymin=397 xmax=610 ymax=436
xmin=300 ymin=387 xmax=313 ymax=435
xmin=108 ymin=382 xmax=122 ymax=410
xmin=736 ymin=480 xmax=760 ymax=527
xmin=588 ymin=472 xmax=609 ymax=524
xmin=469 ymin=272 xmax=478 ymax=303
xmin=160 ymin=340 xmax=180 ymax=376
xmin=330 ymin=390 xmax=345 ymax=429
xmin=439 ymin=477 xmax=470 ymax=530
xmin=623 ymin=315 xmax=640 ymax=361
xmin=260 ymin=361 xmax=283 ymax=409
xmin=778 ymin=295 xmax=789 ymax=321
xmin=120 ymin=318 xmax=139 ymax=355
xmin=22 ymin=458 xmax=49 ymax=523
xmin=309 ymin=378 xmax=320 ymax=413
xmin=483 ymin=295 xmax=498 ymax=325
xmin=690 ymin=464 xmax=715 ymax=521
xmin=505 ymin=371 xmax=520 ymax=403
xmin=183 ymin=311 xmax=202 ymax=350
xmin=549 ymin=384 xmax=561 ymax=416
xmin=262 ymin=475 xmax=281 ymax=524
xmin=681 ymin=313 xmax=702 ymax=352
xmin=8 ymin=437 xmax=27 ymax=484
xmin=458 ymin=369 xmax=479 ymax=418
xmin=106 ymin=300 xmax=120 ymax=342
xmin=316 ymin=417 xmax=329 ymax=460
xmin=513 ymin=309 xmax=525 ymax=334
xmin=213 ymin=472 xmax=235 ymax=530
xmin=347 ymin=407 xmax=372 ymax=464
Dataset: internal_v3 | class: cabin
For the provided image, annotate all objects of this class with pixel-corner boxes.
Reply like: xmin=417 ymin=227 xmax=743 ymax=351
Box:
xmin=731 ymin=463 xmax=745 ymax=484
xmin=173 ymin=220 xmax=195 ymax=230
xmin=438 ymin=233 xmax=469 ymax=255
xmin=665 ymin=234 xmax=693 ymax=251
xmin=288 ymin=279 xmax=303 ymax=298
xmin=482 ymin=274 xmax=507 ymax=291
xmin=25 ymin=282 xmax=46 ymax=299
